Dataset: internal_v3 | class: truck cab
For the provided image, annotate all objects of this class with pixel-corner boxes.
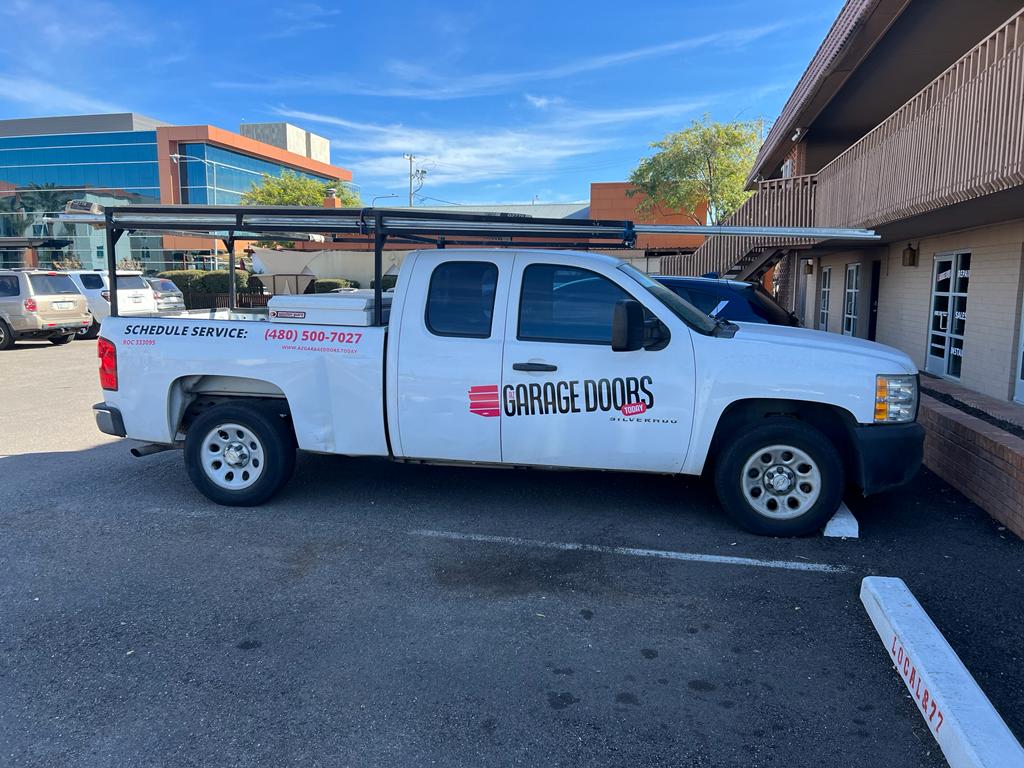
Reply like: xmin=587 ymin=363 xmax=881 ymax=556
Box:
xmin=93 ymin=248 xmax=923 ymax=536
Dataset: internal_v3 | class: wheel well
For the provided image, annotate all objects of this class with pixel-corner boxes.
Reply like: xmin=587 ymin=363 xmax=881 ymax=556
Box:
xmin=169 ymin=375 xmax=291 ymax=439
xmin=708 ymin=399 xmax=858 ymax=479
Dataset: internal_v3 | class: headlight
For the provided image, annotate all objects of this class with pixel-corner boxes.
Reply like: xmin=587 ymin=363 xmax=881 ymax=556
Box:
xmin=874 ymin=374 xmax=918 ymax=423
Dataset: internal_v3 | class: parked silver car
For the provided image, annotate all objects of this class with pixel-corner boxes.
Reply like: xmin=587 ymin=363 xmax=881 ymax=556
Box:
xmin=144 ymin=277 xmax=186 ymax=312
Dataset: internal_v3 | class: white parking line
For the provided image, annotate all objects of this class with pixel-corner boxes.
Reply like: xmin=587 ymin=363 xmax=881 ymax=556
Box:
xmin=411 ymin=529 xmax=847 ymax=573
xmin=824 ymin=502 xmax=860 ymax=538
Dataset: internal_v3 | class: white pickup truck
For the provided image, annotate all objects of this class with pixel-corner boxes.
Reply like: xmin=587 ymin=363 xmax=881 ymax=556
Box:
xmin=93 ymin=248 xmax=923 ymax=535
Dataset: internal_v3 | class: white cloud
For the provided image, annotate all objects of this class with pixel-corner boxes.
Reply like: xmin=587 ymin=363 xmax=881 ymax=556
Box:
xmin=0 ymin=75 xmax=124 ymax=115
xmin=525 ymin=95 xmax=563 ymax=109
xmin=272 ymin=97 xmax=710 ymax=187
xmin=217 ymin=21 xmax=794 ymax=99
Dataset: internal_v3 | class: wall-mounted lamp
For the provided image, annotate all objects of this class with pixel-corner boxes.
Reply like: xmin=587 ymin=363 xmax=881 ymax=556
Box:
xmin=803 ymin=259 xmax=814 ymax=275
xmin=791 ymin=127 xmax=803 ymax=142
xmin=902 ymin=243 xmax=918 ymax=267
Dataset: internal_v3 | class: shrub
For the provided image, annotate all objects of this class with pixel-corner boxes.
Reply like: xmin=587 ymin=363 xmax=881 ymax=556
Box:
xmin=196 ymin=270 xmax=250 ymax=294
xmin=158 ymin=269 xmax=250 ymax=295
xmin=314 ymin=278 xmax=359 ymax=293
xmin=157 ymin=270 xmax=206 ymax=294
xmin=370 ymin=275 xmax=398 ymax=290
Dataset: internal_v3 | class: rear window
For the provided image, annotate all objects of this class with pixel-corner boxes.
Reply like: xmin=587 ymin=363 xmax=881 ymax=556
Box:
xmin=79 ymin=274 xmax=105 ymax=290
xmin=115 ymin=275 xmax=149 ymax=290
xmin=149 ymin=279 xmax=179 ymax=292
xmin=27 ymin=274 xmax=79 ymax=295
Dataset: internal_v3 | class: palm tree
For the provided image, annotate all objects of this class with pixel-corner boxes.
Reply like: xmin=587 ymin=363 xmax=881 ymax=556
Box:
xmin=0 ymin=194 xmax=27 ymax=237
xmin=22 ymin=184 xmax=73 ymax=236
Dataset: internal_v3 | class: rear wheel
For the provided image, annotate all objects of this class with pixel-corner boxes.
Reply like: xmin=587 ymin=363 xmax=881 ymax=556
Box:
xmin=713 ymin=417 xmax=843 ymax=536
xmin=185 ymin=402 xmax=295 ymax=506
xmin=0 ymin=320 xmax=13 ymax=350
xmin=49 ymin=333 xmax=74 ymax=345
xmin=77 ymin=321 xmax=100 ymax=340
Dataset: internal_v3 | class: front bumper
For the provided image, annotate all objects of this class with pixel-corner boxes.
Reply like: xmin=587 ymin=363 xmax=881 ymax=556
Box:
xmin=849 ymin=422 xmax=925 ymax=495
xmin=93 ymin=402 xmax=126 ymax=437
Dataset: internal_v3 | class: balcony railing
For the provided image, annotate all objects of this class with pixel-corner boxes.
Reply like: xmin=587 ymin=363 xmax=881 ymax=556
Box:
xmin=675 ymin=175 xmax=816 ymax=276
xmin=815 ymin=9 xmax=1024 ymax=228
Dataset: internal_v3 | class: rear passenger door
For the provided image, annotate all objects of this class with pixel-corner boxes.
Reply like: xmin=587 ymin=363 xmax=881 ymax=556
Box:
xmin=0 ymin=275 xmax=21 ymax=327
xmin=394 ymin=252 xmax=511 ymax=463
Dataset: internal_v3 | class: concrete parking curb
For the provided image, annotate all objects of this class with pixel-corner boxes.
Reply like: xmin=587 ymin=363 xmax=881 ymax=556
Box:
xmin=860 ymin=577 xmax=1024 ymax=768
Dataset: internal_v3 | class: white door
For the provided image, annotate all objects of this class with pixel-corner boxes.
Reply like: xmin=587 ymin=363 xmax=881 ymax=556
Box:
xmin=926 ymin=252 xmax=970 ymax=378
xmin=394 ymin=252 xmax=511 ymax=462
xmin=842 ymin=263 xmax=859 ymax=336
xmin=500 ymin=254 xmax=694 ymax=472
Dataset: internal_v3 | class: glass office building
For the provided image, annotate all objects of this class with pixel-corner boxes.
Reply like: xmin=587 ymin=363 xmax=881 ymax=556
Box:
xmin=0 ymin=113 xmax=349 ymax=271
xmin=176 ymin=144 xmax=332 ymax=205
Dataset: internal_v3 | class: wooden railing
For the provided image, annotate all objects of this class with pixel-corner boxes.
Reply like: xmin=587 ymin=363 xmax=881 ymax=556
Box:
xmin=815 ymin=9 xmax=1024 ymax=228
xmin=672 ymin=175 xmax=817 ymax=276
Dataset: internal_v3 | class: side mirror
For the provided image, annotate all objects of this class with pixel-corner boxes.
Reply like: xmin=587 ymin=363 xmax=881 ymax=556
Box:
xmin=612 ymin=299 xmax=645 ymax=352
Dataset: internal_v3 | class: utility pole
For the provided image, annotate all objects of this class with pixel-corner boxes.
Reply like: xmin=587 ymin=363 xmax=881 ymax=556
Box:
xmin=403 ymin=154 xmax=415 ymax=207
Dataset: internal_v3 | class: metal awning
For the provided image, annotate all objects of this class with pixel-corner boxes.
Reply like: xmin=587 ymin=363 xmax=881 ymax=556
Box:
xmin=82 ymin=204 xmax=880 ymax=325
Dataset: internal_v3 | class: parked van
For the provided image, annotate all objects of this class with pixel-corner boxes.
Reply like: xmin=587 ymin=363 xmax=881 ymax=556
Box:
xmin=65 ymin=270 xmax=158 ymax=339
xmin=0 ymin=270 xmax=91 ymax=349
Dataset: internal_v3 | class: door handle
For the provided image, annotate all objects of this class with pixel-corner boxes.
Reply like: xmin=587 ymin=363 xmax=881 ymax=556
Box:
xmin=513 ymin=362 xmax=557 ymax=372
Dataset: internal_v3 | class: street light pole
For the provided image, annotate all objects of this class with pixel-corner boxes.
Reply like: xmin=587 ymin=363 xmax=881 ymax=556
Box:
xmin=403 ymin=154 xmax=414 ymax=207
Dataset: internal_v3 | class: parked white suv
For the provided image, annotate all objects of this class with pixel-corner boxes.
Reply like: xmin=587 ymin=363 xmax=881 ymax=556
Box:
xmin=65 ymin=270 xmax=157 ymax=339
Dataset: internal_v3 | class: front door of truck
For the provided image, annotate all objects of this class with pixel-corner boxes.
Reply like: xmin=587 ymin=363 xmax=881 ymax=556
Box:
xmin=394 ymin=251 xmax=511 ymax=463
xmin=500 ymin=254 xmax=694 ymax=472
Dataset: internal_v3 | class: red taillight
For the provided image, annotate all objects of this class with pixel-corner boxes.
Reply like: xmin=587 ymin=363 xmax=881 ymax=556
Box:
xmin=152 ymin=290 xmax=163 ymax=298
xmin=98 ymin=337 xmax=118 ymax=391
xmin=23 ymin=298 xmax=37 ymax=312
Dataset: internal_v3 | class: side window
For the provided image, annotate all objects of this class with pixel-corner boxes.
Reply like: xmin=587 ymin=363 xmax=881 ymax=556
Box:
xmin=80 ymin=274 xmax=104 ymax=290
xmin=518 ymin=264 xmax=633 ymax=345
xmin=0 ymin=276 xmax=19 ymax=297
xmin=425 ymin=261 xmax=499 ymax=338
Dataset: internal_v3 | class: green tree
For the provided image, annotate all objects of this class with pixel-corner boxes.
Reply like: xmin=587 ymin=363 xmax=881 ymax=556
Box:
xmin=628 ymin=115 xmax=761 ymax=226
xmin=241 ymin=171 xmax=360 ymax=207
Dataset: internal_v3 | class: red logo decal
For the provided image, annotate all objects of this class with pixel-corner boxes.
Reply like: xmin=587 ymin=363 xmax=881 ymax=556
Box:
xmin=620 ymin=401 xmax=647 ymax=416
xmin=469 ymin=385 xmax=500 ymax=417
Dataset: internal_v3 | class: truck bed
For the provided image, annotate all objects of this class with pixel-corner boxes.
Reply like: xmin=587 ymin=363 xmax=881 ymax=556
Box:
xmin=100 ymin=313 xmax=389 ymax=457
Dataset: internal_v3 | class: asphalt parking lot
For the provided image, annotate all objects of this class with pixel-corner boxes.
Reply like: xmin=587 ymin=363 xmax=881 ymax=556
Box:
xmin=2 ymin=342 xmax=1022 ymax=767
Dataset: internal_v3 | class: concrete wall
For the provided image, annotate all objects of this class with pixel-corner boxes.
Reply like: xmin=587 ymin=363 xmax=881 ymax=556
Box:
xmin=811 ymin=220 xmax=1024 ymax=401
xmin=238 ymin=122 xmax=331 ymax=165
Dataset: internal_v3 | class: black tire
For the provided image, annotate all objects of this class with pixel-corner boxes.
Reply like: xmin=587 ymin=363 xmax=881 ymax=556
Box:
xmin=0 ymin=319 xmax=13 ymax=350
xmin=49 ymin=333 xmax=74 ymax=345
xmin=713 ymin=417 xmax=843 ymax=536
xmin=77 ymin=321 xmax=100 ymax=340
xmin=185 ymin=402 xmax=296 ymax=506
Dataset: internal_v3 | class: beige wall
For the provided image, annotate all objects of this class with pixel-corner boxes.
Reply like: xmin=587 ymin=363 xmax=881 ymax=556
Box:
xmin=811 ymin=220 xmax=1024 ymax=401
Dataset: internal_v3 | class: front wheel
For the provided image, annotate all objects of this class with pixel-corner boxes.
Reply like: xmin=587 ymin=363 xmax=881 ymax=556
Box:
xmin=185 ymin=402 xmax=296 ymax=506
xmin=713 ymin=418 xmax=843 ymax=536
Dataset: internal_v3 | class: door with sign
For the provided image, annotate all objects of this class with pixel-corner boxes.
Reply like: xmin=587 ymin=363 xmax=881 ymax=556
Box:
xmin=926 ymin=252 xmax=970 ymax=378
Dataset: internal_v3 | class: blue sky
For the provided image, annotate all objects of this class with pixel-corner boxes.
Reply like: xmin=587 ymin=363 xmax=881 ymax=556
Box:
xmin=0 ymin=0 xmax=843 ymax=205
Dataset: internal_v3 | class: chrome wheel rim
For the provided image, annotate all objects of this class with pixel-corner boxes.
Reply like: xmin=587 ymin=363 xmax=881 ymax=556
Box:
xmin=741 ymin=444 xmax=821 ymax=520
xmin=201 ymin=423 xmax=266 ymax=490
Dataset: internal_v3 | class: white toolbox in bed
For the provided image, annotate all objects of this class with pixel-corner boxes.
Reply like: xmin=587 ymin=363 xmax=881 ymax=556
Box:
xmin=267 ymin=290 xmax=392 ymax=326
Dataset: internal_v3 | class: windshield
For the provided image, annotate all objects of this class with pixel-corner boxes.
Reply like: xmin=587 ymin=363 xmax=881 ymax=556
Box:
xmin=617 ymin=263 xmax=717 ymax=334
xmin=27 ymin=273 xmax=79 ymax=295
xmin=747 ymin=283 xmax=798 ymax=325
xmin=115 ymin=275 xmax=149 ymax=290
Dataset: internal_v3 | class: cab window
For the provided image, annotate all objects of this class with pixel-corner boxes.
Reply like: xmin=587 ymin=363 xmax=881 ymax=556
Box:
xmin=80 ymin=274 xmax=105 ymax=290
xmin=426 ymin=261 xmax=498 ymax=338
xmin=518 ymin=264 xmax=632 ymax=345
